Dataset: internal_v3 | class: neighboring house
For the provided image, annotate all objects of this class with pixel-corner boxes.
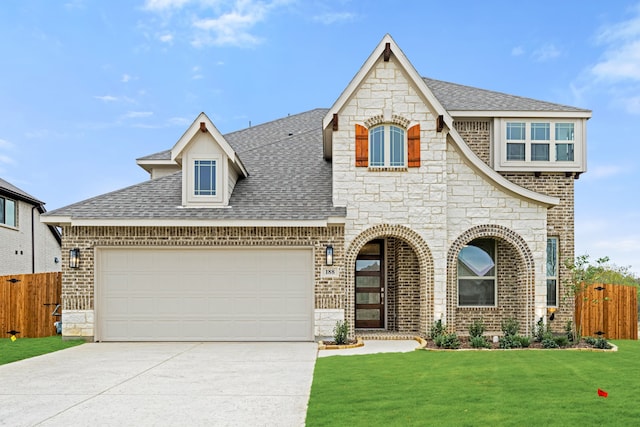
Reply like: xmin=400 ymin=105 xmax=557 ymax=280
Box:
xmin=1 ymin=178 xmax=62 ymax=276
xmin=42 ymin=35 xmax=590 ymax=342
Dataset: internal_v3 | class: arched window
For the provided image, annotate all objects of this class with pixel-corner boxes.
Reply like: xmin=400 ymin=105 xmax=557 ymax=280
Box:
xmin=369 ymin=125 xmax=406 ymax=167
xmin=457 ymin=238 xmax=497 ymax=306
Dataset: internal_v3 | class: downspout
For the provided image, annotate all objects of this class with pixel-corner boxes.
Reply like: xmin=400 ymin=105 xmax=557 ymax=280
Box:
xmin=31 ymin=205 xmax=37 ymax=274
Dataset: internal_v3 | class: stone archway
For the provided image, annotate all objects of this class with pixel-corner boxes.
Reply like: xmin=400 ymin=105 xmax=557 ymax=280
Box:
xmin=447 ymin=224 xmax=535 ymax=335
xmin=345 ymin=224 xmax=434 ymax=337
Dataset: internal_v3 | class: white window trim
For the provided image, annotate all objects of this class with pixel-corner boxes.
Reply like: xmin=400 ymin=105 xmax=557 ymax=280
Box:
xmin=0 ymin=196 xmax=17 ymax=228
xmin=457 ymin=239 xmax=498 ymax=308
xmin=369 ymin=124 xmax=407 ymax=168
xmin=493 ymin=118 xmax=587 ymax=172
xmin=185 ymin=155 xmax=223 ymax=206
xmin=547 ymin=237 xmax=559 ymax=307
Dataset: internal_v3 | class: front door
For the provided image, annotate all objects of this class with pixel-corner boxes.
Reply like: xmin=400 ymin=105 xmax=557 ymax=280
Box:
xmin=355 ymin=240 xmax=384 ymax=328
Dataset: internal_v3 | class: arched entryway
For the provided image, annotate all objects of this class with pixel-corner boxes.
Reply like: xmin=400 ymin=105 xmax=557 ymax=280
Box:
xmin=447 ymin=224 xmax=535 ymax=336
xmin=345 ymin=225 xmax=434 ymax=337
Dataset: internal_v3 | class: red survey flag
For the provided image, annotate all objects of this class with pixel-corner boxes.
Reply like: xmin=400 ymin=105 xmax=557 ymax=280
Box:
xmin=597 ymin=388 xmax=608 ymax=398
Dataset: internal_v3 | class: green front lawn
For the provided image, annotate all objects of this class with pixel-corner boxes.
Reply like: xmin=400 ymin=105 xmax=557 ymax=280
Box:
xmin=307 ymin=341 xmax=640 ymax=426
xmin=0 ymin=336 xmax=83 ymax=365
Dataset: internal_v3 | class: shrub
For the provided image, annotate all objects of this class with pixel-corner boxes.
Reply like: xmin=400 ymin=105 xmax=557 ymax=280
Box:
xmin=501 ymin=318 xmax=520 ymax=337
xmin=542 ymin=338 xmax=559 ymax=349
xmin=435 ymin=333 xmax=461 ymax=349
xmin=517 ymin=335 xmax=531 ymax=348
xmin=565 ymin=320 xmax=575 ymax=343
xmin=593 ymin=337 xmax=612 ymax=349
xmin=469 ymin=318 xmax=486 ymax=338
xmin=499 ymin=335 xmax=522 ymax=349
xmin=584 ymin=336 xmax=597 ymax=346
xmin=553 ymin=335 xmax=569 ymax=348
xmin=470 ymin=335 xmax=491 ymax=349
xmin=533 ymin=317 xmax=545 ymax=342
xmin=333 ymin=320 xmax=348 ymax=345
xmin=429 ymin=319 xmax=446 ymax=340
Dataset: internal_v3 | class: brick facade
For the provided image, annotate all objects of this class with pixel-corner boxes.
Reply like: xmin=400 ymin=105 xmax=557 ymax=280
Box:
xmin=451 ymin=119 xmax=576 ymax=332
xmin=60 ymin=225 xmax=344 ymax=338
xmin=54 ymin=40 xmax=582 ymax=342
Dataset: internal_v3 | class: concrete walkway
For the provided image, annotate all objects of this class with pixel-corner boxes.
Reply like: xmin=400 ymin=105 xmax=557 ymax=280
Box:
xmin=0 ymin=342 xmax=317 ymax=427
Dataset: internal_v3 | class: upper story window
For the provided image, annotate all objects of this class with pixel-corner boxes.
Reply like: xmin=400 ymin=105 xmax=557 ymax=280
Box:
xmin=194 ymin=160 xmax=217 ymax=196
xmin=0 ymin=196 xmax=17 ymax=227
xmin=193 ymin=160 xmax=217 ymax=196
xmin=506 ymin=121 xmax=574 ymax=162
xmin=496 ymin=118 xmax=584 ymax=173
xmin=369 ymin=125 xmax=406 ymax=167
xmin=355 ymin=123 xmax=420 ymax=169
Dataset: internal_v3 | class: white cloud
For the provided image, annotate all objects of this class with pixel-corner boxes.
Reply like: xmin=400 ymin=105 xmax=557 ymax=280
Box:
xmin=94 ymin=95 xmax=119 ymax=102
xmin=192 ymin=65 xmax=204 ymax=79
xmin=143 ymin=0 xmax=191 ymax=11
xmin=573 ymin=6 xmax=640 ymax=115
xmin=312 ymin=12 xmax=355 ymax=25
xmin=585 ymin=164 xmax=625 ymax=179
xmin=0 ymin=138 xmax=13 ymax=149
xmin=142 ymin=0 xmax=290 ymax=48
xmin=591 ymin=40 xmax=640 ymax=82
xmin=122 ymin=111 xmax=154 ymax=119
xmin=94 ymin=95 xmax=135 ymax=103
xmin=192 ymin=2 xmax=269 ymax=47
xmin=0 ymin=154 xmax=14 ymax=164
xmin=532 ymin=43 xmax=561 ymax=62
xmin=159 ymin=33 xmax=174 ymax=43
xmin=24 ymin=129 xmax=69 ymax=139
xmin=168 ymin=117 xmax=191 ymax=126
xmin=511 ymin=46 xmax=525 ymax=56
xmin=121 ymin=74 xmax=132 ymax=83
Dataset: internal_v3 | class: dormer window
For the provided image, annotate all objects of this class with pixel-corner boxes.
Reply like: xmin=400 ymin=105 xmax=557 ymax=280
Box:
xmin=194 ymin=160 xmax=217 ymax=196
xmin=185 ymin=155 xmax=223 ymax=205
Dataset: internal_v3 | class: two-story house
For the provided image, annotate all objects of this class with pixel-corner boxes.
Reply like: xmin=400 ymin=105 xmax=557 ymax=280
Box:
xmin=43 ymin=35 xmax=590 ymax=341
xmin=1 ymin=178 xmax=61 ymax=276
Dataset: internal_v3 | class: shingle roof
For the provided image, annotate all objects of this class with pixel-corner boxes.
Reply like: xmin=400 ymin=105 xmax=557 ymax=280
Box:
xmin=423 ymin=78 xmax=590 ymax=112
xmin=44 ymin=78 xmax=589 ymax=223
xmin=0 ymin=177 xmax=43 ymax=205
xmin=45 ymin=109 xmax=345 ymax=221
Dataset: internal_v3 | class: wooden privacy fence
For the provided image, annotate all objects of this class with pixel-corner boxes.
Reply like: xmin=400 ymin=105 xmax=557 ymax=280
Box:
xmin=0 ymin=272 xmax=62 ymax=338
xmin=575 ymin=283 xmax=638 ymax=340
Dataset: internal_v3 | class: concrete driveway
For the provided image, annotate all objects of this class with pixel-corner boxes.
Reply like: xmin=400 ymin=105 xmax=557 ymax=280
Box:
xmin=0 ymin=342 xmax=318 ymax=427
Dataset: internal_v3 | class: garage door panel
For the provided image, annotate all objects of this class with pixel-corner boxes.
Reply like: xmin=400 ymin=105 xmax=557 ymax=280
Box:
xmin=98 ymin=248 xmax=313 ymax=341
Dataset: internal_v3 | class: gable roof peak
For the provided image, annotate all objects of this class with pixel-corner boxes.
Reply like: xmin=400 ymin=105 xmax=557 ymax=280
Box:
xmin=170 ymin=112 xmax=248 ymax=177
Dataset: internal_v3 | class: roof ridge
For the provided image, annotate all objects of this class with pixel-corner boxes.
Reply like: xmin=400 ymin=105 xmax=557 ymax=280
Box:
xmin=237 ymin=127 xmax=320 ymax=154
xmin=223 ymin=108 xmax=329 ymax=138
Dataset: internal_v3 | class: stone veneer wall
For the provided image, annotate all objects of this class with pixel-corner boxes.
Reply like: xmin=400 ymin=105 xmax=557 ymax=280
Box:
xmin=60 ymin=225 xmax=344 ymax=338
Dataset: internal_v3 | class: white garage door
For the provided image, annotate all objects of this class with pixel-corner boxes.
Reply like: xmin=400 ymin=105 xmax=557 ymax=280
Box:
xmin=96 ymin=248 xmax=313 ymax=341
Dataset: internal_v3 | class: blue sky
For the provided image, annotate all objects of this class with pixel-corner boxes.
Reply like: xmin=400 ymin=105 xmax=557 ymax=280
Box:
xmin=1 ymin=1 xmax=639 ymax=273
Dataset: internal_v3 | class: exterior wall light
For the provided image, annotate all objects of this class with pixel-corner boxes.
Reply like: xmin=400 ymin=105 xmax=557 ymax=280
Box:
xmin=69 ymin=248 xmax=80 ymax=269
xmin=326 ymin=245 xmax=334 ymax=266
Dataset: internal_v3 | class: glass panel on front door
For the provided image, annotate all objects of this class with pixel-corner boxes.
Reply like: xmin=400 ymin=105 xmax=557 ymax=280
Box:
xmin=355 ymin=240 xmax=384 ymax=328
